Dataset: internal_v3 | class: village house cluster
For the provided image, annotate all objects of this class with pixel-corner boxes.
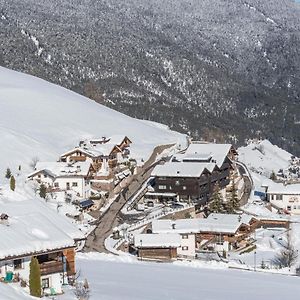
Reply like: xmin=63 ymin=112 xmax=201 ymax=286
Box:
xmin=27 ymin=135 xmax=133 ymax=209
xmin=132 ymin=213 xmax=289 ymax=261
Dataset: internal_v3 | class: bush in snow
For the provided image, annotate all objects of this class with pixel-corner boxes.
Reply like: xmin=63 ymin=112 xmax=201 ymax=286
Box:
xmin=39 ymin=184 xmax=47 ymax=199
xmin=5 ymin=167 xmax=11 ymax=179
xmin=10 ymin=175 xmax=15 ymax=191
xmin=74 ymin=279 xmax=90 ymax=300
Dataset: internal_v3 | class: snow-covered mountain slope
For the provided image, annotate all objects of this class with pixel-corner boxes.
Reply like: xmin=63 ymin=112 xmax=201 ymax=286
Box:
xmin=238 ymin=139 xmax=293 ymax=178
xmin=0 ymin=66 xmax=187 ymax=175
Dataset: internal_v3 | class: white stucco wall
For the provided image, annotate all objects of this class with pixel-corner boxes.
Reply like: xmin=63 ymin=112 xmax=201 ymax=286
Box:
xmin=177 ymin=234 xmax=195 ymax=258
xmin=31 ymin=174 xmax=90 ymax=198
xmin=269 ymin=193 xmax=300 ymax=215
xmin=0 ymin=256 xmax=64 ymax=294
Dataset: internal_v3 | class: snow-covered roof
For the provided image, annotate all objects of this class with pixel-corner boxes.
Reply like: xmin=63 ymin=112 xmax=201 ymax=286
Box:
xmin=184 ymin=143 xmax=233 ymax=168
xmin=151 ymin=162 xmax=214 ymax=178
xmin=107 ymin=135 xmax=131 ymax=146
xmin=134 ymin=233 xmax=181 ymax=248
xmin=60 ymin=147 xmax=103 ymax=158
xmin=152 ymin=214 xmax=251 ymax=235
xmin=0 ymin=199 xmax=84 ymax=260
xmin=207 ymin=213 xmax=255 ymax=226
xmin=266 ymin=182 xmax=300 ymax=195
xmin=60 ymin=142 xmax=119 ymax=159
xmin=28 ymin=161 xmax=92 ymax=178
xmin=256 ymin=215 xmax=290 ymax=222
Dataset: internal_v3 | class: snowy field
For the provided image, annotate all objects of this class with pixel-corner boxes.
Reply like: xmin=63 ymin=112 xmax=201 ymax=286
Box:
xmin=70 ymin=253 xmax=300 ymax=300
xmin=0 ymin=66 xmax=186 ymax=175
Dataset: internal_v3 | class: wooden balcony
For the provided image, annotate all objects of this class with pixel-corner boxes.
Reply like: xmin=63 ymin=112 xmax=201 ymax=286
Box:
xmin=70 ymin=155 xmax=86 ymax=162
xmin=39 ymin=260 xmax=63 ymax=275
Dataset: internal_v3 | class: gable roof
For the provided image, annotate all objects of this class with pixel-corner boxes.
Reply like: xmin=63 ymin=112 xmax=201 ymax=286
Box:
xmin=152 ymin=214 xmax=252 ymax=235
xmin=184 ymin=143 xmax=233 ymax=168
xmin=134 ymin=233 xmax=181 ymax=248
xmin=266 ymin=182 xmax=300 ymax=195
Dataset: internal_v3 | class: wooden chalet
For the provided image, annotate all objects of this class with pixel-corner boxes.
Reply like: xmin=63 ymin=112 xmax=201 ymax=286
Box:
xmin=134 ymin=233 xmax=181 ymax=261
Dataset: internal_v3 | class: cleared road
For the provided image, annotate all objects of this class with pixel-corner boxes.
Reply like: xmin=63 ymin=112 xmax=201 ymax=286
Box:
xmin=83 ymin=144 xmax=175 ymax=253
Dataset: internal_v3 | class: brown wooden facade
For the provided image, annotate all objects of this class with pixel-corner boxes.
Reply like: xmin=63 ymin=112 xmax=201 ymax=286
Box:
xmin=138 ymin=247 xmax=177 ymax=261
xmin=35 ymin=247 xmax=76 ymax=277
xmin=153 ymin=158 xmax=232 ymax=205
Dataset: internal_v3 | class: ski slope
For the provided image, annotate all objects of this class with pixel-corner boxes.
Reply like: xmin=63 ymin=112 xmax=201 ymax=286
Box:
xmin=0 ymin=67 xmax=186 ymax=175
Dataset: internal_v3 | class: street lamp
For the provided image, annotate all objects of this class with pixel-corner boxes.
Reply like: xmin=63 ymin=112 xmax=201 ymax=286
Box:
xmin=254 ymin=250 xmax=257 ymax=271
xmin=140 ymin=239 xmax=143 ymax=261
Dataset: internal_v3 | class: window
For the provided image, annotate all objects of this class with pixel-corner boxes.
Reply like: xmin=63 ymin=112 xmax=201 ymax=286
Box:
xmin=175 ymin=180 xmax=180 ymax=186
xmin=13 ymin=259 xmax=22 ymax=270
xmin=182 ymin=246 xmax=188 ymax=251
xmin=158 ymin=185 xmax=167 ymax=190
xmin=182 ymin=186 xmax=187 ymax=190
xmin=72 ymin=182 xmax=78 ymax=187
xmin=42 ymin=278 xmax=50 ymax=289
xmin=293 ymin=205 xmax=297 ymax=210
xmin=54 ymin=182 xmax=59 ymax=188
xmin=276 ymin=195 xmax=283 ymax=201
xmin=287 ymin=206 xmax=291 ymax=211
xmin=182 ymin=235 xmax=188 ymax=239
xmin=38 ymin=174 xmax=41 ymax=178
xmin=159 ymin=177 xmax=166 ymax=180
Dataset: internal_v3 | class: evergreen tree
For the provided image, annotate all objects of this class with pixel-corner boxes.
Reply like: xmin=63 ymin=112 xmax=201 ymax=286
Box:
xmin=270 ymin=170 xmax=277 ymax=181
xmin=209 ymin=184 xmax=224 ymax=213
xmin=5 ymin=168 xmax=11 ymax=179
xmin=10 ymin=176 xmax=15 ymax=191
xmin=29 ymin=257 xmax=41 ymax=297
xmin=226 ymin=180 xmax=239 ymax=213
xmin=39 ymin=184 xmax=47 ymax=199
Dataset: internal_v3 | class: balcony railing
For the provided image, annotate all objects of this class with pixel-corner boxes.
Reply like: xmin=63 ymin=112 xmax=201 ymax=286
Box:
xmin=39 ymin=260 xmax=63 ymax=275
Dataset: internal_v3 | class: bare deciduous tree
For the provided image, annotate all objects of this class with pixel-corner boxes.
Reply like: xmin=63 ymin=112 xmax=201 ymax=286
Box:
xmin=29 ymin=157 xmax=39 ymax=170
xmin=273 ymin=230 xmax=298 ymax=269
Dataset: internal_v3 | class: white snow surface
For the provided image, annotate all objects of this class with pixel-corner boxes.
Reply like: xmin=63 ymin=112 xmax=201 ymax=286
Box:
xmin=0 ymin=283 xmax=34 ymax=300
xmin=0 ymin=67 xmax=186 ymax=175
xmin=238 ymin=140 xmax=292 ymax=179
xmin=74 ymin=253 xmax=300 ymax=300
xmin=0 ymin=183 xmax=84 ymax=259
